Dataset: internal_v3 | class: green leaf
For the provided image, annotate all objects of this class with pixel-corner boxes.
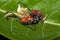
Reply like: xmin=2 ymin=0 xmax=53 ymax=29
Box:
xmin=0 ymin=0 xmax=60 ymax=40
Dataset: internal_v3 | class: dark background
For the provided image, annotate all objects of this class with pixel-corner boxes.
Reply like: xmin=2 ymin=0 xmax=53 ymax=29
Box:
xmin=0 ymin=34 xmax=10 ymax=40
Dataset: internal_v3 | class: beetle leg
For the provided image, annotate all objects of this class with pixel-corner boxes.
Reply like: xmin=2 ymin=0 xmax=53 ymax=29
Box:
xmin=43 ymin=14 xmax=48 ymax=21
xmin=39 ymin=14 xmax=48 ymax=24
xmin=5 ymin=11 xmax=23 ymax=20
xmin=16 ymin=18 xmax=21 ymax=23
xmin=4 ymin=12 xmax=13 ymax=20
xmin=39 ymin=18 xmax=44 ymax=24
xmin=26 ymin=25 xmax=36 ymax=30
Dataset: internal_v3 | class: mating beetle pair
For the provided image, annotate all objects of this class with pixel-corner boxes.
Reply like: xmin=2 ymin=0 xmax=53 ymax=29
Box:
xmin=5 ymin=2 xmax=47 ymax=29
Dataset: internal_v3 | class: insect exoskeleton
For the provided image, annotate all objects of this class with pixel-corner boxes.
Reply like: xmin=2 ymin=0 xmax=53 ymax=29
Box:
xmin=4 ymin=1 xmax=47 ymax=29
xmin=30 ymin=10 xmax=45 ymax=23
xmin=21 ymin=16 xmax=33 ymax=25
xmin=30 ymin=10 xmax=45 ymax=20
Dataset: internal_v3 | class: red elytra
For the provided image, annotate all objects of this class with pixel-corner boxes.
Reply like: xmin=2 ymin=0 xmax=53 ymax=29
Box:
xmin=30 ymin=10 xmax=45 ymax=18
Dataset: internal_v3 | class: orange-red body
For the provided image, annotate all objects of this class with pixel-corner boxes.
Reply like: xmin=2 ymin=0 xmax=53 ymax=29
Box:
xmin=21 ymin=16 xmax=33 ymax=24
xmin=21 ymin=10 xmax=45 ymax=25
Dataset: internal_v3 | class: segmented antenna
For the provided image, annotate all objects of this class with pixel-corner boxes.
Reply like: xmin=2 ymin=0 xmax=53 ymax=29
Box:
xmin=18 ymin=1 xmax=31 ymax=11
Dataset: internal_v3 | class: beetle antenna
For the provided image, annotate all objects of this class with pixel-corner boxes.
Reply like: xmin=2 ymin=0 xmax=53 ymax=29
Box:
xmin=43 ymin=14 xmax=48 ymax=21
xmin=18 ymin=1 xmax=31 ymax=11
